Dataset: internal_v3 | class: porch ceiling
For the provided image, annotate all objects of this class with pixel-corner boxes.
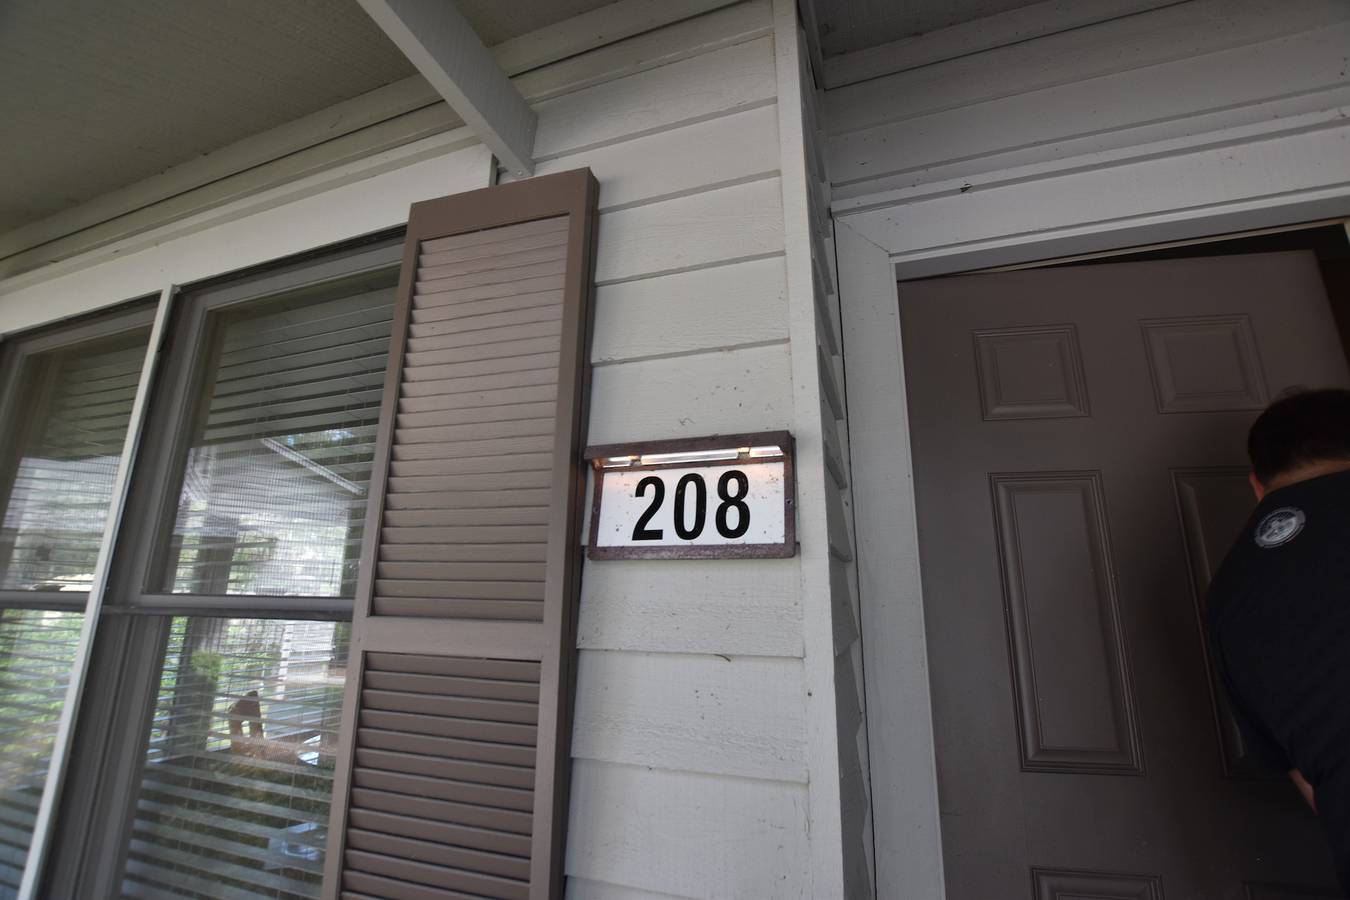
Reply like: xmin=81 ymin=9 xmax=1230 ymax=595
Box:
xmin=0 ymin=0 xmax=614 ymax=234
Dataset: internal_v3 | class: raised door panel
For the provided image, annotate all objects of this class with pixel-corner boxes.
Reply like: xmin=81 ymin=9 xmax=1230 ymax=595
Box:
xmin=1141 ymin=315 xmax=1268 ymax=414
xmin=991 ymin=472 xmax=1142 ymax=775
xmin=1034 ymin=868 xmax=1163 ymax=900
xmin=973 ymin=324 xmax=1091 ymax=421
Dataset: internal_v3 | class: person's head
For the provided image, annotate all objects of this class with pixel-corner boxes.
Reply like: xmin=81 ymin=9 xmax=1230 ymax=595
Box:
xmin=1247 ymin=388 xmax=1350 ymax=499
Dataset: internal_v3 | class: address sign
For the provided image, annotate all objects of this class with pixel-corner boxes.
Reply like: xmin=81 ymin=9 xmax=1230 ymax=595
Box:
xmin=584 ymin=431 xmax=796 ymax=560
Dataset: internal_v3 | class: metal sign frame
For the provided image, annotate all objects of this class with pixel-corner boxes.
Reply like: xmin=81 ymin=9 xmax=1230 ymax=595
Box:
xmin=584 ymin=430 xmax=796 ymax=560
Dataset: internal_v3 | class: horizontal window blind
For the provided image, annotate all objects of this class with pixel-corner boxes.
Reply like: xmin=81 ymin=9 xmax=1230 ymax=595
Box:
xmin=0 ymin=329 xmax=150 ymax=592
xmin=122 ymin=617 xmax=349 ymax=899
xmin=161 ymin=280 xmax=395 ymax=598
xmin=0 ymin=608 xmax=83 ymax=896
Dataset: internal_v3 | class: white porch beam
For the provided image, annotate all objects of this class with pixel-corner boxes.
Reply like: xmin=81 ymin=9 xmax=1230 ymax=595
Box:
xmin=358 ymin=0 xmax=537 ymax=176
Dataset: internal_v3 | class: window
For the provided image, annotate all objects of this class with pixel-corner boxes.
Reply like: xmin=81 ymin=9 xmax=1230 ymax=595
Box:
xmin=0 ymin=609 xmax=83 ymax=894
xmin=0 ymin=305 xmax=153 ymax=896
xmin=122 ymin=617 xmax=349 ymax=899
xmin=5 ymin=175 xmax=595 ymax=897
xmin=8 ymin=240 xmax=404 ymax=898
xmin=158 ymin=279 xmax=394 ymax=598
xmin=81 ymin=249 xmax=399 ymax=896
xmin=0 ymin=325 xmax=151 ymax=593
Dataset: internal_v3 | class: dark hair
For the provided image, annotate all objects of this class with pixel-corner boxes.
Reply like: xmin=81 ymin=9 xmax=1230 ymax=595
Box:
xmin=1248 ymin=388 xmax=1350 ymax=483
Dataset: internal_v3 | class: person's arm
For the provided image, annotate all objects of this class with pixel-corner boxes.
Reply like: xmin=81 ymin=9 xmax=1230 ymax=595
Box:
xmin=1290 ymin=769 xmax=1316 ymax=811
xmin=1210 ymin=628 xmax=1306 ymax=804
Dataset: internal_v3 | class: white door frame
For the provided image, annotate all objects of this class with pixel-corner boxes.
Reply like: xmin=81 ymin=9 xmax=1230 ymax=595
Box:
xmin=837 ymin=176 xmax=1350 ymax=898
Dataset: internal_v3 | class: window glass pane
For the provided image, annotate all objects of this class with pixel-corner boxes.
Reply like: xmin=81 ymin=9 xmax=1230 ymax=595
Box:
xmin=0 ymin=608 xmax=83 ymax=895
xmin=0 ymin=329 xmax=149 ymax=592
xmin=162 ymin=277 xmax=395 ymax=597
xmin=122 ymin=616 xmax=349 ymax=899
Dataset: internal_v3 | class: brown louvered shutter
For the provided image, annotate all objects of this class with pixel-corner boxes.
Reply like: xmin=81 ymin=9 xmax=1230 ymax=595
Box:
xmin=324 ymin=170 xmax=598 ymax=900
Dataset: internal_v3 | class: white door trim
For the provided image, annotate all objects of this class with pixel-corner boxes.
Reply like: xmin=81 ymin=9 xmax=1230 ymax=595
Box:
xmin=835 ymin=220 xmax=947 ymax=900
xmin=837 ymin=186 xmax=1350 ymax=899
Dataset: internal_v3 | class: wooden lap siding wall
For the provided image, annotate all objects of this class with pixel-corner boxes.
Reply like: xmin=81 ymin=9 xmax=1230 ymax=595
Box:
xmin=511 ymin=2 xmax=862 ymax=897
xmin=824 ymin=0 xmax=1350 ymax=268
xmin=0 ymin=2 xmax=863 ymax=897
xmin=509 ymin=4 xmax=794 ymax=898
xmin=311 ymin=3 xmax=846 ymax=897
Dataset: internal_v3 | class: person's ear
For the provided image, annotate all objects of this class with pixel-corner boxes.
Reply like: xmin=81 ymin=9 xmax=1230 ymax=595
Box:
xmin=1249 ymin=471 xmax=1266 ymax=501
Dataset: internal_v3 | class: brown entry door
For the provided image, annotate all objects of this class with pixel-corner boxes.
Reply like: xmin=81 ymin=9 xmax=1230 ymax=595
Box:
xmin=900 ymin=251 xmax=1349 ymax=897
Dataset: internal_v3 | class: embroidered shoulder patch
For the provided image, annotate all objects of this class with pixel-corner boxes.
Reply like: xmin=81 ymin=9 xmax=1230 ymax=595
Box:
xmin=1254 ymin=507 xmax=1306 ymax=549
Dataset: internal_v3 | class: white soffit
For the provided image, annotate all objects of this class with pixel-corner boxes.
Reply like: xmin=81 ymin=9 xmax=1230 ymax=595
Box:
xmin=0 ymin=0 xmax=619 ymax=234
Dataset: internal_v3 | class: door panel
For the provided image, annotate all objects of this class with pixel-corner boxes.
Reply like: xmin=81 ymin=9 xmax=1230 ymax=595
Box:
xmin=899 ymin=251 xmax=1348 ymax=897
xmin=992 ymin=472 xmax=1142 ymax=775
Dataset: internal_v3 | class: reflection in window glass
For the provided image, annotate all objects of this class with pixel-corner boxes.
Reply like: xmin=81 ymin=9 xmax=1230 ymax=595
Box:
xmin=0 ymin=329 xmax=149 ymax=592
xmin=122 ymin=617 xmax=349 ymax=899
xmin=0 ymin=608 xmax=83 ymax=896
xmin=163 ymin=278 xmax=394 ymax=597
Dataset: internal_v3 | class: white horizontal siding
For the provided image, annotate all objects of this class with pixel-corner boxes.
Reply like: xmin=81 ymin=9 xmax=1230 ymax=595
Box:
xmin=520 ymin=103 xmax=780 ymax=213
xmin=829 ymin=16 xmax=1350 ymax=197
xmin=842 ymin=118 xmax=1350 ymax=274
xmin=578 ymin=559 xmax=802 ymax=657
xmin=829 ymin=556 xmax=859 ymax=658
xmin=533 ymin=35 xmax=776 ymax=160
xmin=591 ymin=256 xmax=788 ymax=365
xmin=594 ymin=177 xmax=784 ymax=284
xmin=587 ymin=342 xmax=794 ymax=444
xmin=565 ymin=760 xmax=811 ymax=900
xmin=567 ymin=877 xmax=692 ymax=900
xmin=826 ymin=0 xmax=1350 ymax=272
xmin=821 ymin=0 xmax=1180 ymax=89
xmin=826 ymin=0 xmax=1347 ymax=134
xmin=514 ymin=3 xmax=817 ymax=897
xmin=571 ymin=651 xmax=807 ymax=781
xmin=514 ymin=0 xmax=772 ymax=104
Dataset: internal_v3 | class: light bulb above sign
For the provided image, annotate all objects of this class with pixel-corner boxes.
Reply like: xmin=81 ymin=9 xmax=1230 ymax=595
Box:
xmin=583 ymin=431 xmax=796 ymax=559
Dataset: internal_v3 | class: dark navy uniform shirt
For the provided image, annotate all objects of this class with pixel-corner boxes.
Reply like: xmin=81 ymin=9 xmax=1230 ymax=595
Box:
xmin=1206 ymin=468 xmax=1350 ymax=893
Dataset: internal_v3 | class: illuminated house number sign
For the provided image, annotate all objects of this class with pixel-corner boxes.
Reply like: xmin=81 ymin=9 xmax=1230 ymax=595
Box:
xmin=584 ymin=432 xmax=796 ymax=559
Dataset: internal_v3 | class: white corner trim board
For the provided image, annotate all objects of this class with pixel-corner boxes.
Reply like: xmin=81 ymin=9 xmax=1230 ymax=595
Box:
xmin=771 ymin=0 xmax=849 ymax=896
